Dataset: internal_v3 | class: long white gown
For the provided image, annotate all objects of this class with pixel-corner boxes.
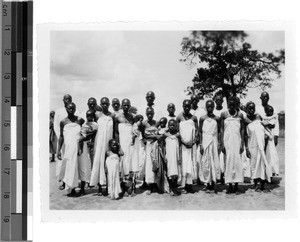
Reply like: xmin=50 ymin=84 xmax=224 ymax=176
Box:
xmin=165 ymin=135 xmax=180 ymax=178
xmin=179 ymin=119 xmax=196 ymax=184
xmin=199 ymin=118 xmax=220 ymax=183
xmin=61 ymin=123 xmax=81 ymax=190
xmin=106 ymin=153 xmax=121 ymax=199
xmin=144 ymin=126 xmax=158 ymax=184
xmin=247 ymin=120 xmax=272 ymax=182
xmin=119 ymin=122 xmax=133 ymax=177
xmin=224 ymin=114 xmax=244 ymax=183
xmin=90 ymin=114 xmax=113 ymax=186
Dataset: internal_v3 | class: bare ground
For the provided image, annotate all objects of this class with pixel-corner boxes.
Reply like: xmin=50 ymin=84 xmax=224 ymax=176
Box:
xmin=49 ymin=138 xmax=285 ymax=210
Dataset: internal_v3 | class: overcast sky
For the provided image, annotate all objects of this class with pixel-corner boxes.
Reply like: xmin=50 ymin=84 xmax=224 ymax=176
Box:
xmin=50 ymin=31 xmax=285 ymax=116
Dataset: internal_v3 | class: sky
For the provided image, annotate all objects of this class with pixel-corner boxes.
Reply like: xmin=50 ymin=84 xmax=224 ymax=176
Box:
xmin=50 ymin=31 xmax=285 ymax=116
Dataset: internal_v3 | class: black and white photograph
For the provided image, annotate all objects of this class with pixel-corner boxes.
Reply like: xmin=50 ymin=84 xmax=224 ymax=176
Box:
xmin=42 ymin=27 xmax=287 ymax=212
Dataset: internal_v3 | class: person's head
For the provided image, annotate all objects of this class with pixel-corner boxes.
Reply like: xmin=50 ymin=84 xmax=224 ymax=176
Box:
xmin=50 ymin=111 xmax=55 ymax=118
xmin=213 ymin=93 xmax=223 ymax=108
xmin=260 ymin=92 xmax=270 ymax=106
xmin=112 ymin=98 xmax=120 ymax=112
xmin=146 ymin=91 xmax=155 ymax=106
xmin=63 ymin=94 xmax=72 ymax=107
xmin=146 ymin=107 xmax=154 ymax=121
xmin=167 ymin=103 xmax=176 ymax=116
xmin=246 ymin=101 xmax=256 ymax=116
xmin=121 ymin=98 xmax=131 ymax=113
xmin=206 ymin=99 xmax=215 ymax=114
xmin=264 ymin=105 xmax=274 ymax=117
xmin=227 ymin=96 xmax=237 ymax=112
xmin=100 ymin=97 xmax=110 ymax=112
xmin=86 ymin=110 xmax=95 ymax=122
xmin=87 ymin=97 xmax=97 ymax=110
xmin=109 ymin=139 xmax=120 ymax=154
xmin=168 ymin=119 xmax=177 ymax=133
xmin=190 ymin=94 xmax=199 ymax=108
xmin=66 ymin=102 xmax=76 ymax=116
xmin=182 ymin=99 xmax=191 ymax=115
xmin=159 ymin=117 xmax=167 ymax=128
xmin=134 ymin=114 xmax=143 ymax=124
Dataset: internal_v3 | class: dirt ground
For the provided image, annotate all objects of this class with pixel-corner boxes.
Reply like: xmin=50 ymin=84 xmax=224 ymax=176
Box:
xmin=49 ymin=138 xmax=285 ymax=210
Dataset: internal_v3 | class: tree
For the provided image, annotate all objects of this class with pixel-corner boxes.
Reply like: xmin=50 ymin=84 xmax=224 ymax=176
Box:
xmin=180 ymin=31 xmax=285 ymax=101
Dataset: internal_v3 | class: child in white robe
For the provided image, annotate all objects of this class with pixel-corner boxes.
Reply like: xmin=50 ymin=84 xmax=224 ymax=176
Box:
xmin=261 ymin=105 xmax=279 ymax=176
xmin=163 ymin=119 xmax=181 ymax=196
xmin=105 ymin=139 xmax=124 ymax=200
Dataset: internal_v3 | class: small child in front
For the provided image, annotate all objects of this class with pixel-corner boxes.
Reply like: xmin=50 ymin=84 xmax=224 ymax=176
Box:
xmin=163 ymin=119 xmax=181 ymax=196
xmin=261 ymin=105 xmax=276 ymax=151
xmin=105 ymin=139 xmax=124 ymax=200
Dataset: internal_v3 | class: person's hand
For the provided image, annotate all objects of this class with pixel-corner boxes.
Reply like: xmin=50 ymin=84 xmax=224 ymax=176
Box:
xmin=246 ymin=148 xmax=251 ymax=158
xmin=200 ymin=145 xmax=204 ymax=155
xmin=57 ymin=151 xmax=62 ymax=160
xmin=78 ymin=148 xmax=82 ymax=156
xmin=222 ymin=145 xmax=226 ymax=155
xmin=274 ymin=136 xmax=278 ymax=146
xmin=218 ymin=144 xmax=222 ymax=155
xmin=240 ymin=145 xmax=244 ymax=154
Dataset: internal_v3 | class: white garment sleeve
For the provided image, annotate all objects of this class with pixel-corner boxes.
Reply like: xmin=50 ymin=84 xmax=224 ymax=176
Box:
xmin=274 ymin=114 xmax=279 ymax=136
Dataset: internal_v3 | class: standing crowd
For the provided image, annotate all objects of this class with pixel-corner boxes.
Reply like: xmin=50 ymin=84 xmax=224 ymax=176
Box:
xmin=49 ymin=91 xmax=280 ymax=199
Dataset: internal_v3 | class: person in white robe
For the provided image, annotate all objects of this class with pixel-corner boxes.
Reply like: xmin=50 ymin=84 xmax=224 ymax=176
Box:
xmin=114 ymin=99 xmax=135 ymax=195
xmin=56 ymin=102 xmax=84 ymax=197
xmin=105 ymin=139 xmax=124 ymax=200
xmin=221 ymin=97 xmax=244 ymax=194
xmin=199 ymin=100 xmax=221 ymax=193
xmin=176 ymin=100 xmax=198 ymax=193
xmin=245 ymin=102 xmax=272 ymax=192
xmin=90 ymin=97 xmax=114 ymax=196
xmin=213 ymin=92 xmax=227 ymax=183
xmin=262 ymin=105 xmax=280 ymax=176
xmin=54 ymin=94 xmax=79 ymax=190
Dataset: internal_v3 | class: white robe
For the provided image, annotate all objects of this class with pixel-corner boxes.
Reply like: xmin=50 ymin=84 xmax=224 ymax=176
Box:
xmin=106 ymin=154 xmax=121 ymax=199
xmin=224 ymin=115 xmax=244 ymax=183
xmin=165 ymin=135 xmax=180 ymax=177
xmin=61 ymin=123 xmax=81 ymax=190
xmin=247 ymin=120 xmax=272 ymax=182
xmin=199 ymin=118 xmax=220 ymax=183
xmin=90 ymin=114 xmax=113 ymax=186
xmin=179 ymin=119 xmax=196 ymax=182
xmin=256 ymin=104 xmax=279 ymax=136
xmin=119 ymin=123 xmax=133 ymax=177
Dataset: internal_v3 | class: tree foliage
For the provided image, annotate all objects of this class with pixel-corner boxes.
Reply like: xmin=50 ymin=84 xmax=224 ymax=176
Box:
xmin=180 ymin=31 xmax=285 ymax=101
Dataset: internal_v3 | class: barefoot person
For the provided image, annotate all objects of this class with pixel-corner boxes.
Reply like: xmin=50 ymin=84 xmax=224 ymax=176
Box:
xmin=77 ymin=110 xmax=98 ymax=195
xmin=54 ymin=94 xmax=78 ymax=190
xmin=49 ymin=111 xmax=56 ymax=162
xmin=213 ymin=92 xmax=226 ymax=183
xmin=176 ymin=100 xmax=198 ymax=194
xmin=199 ymin=100 xmax=221 ymax=193
xmin=163 ymin=119 xmax=181 ymax=196
xmin=90 ymin=97 xmax=115 ymax=196
xmin=105 ymin=139 xmax=124 ymax=200
xmin=262 ymin=105 xmax=280 ymax=176
xmin=142 ymin=107 xmax=160 ymax=195
xmin=244 ymin=102 xmax=272 ymax=192
xmin=57 ymin=102 xmax=84 ymax=197
xmin=114 ymin=99 xmax=135 ymax=195
xmin=220 ymin=97 xmax=244 ymax=195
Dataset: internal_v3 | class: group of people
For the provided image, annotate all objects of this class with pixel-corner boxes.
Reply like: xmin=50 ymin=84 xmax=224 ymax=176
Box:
xmin=49 ymin=90 xmax=280 ymax=199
